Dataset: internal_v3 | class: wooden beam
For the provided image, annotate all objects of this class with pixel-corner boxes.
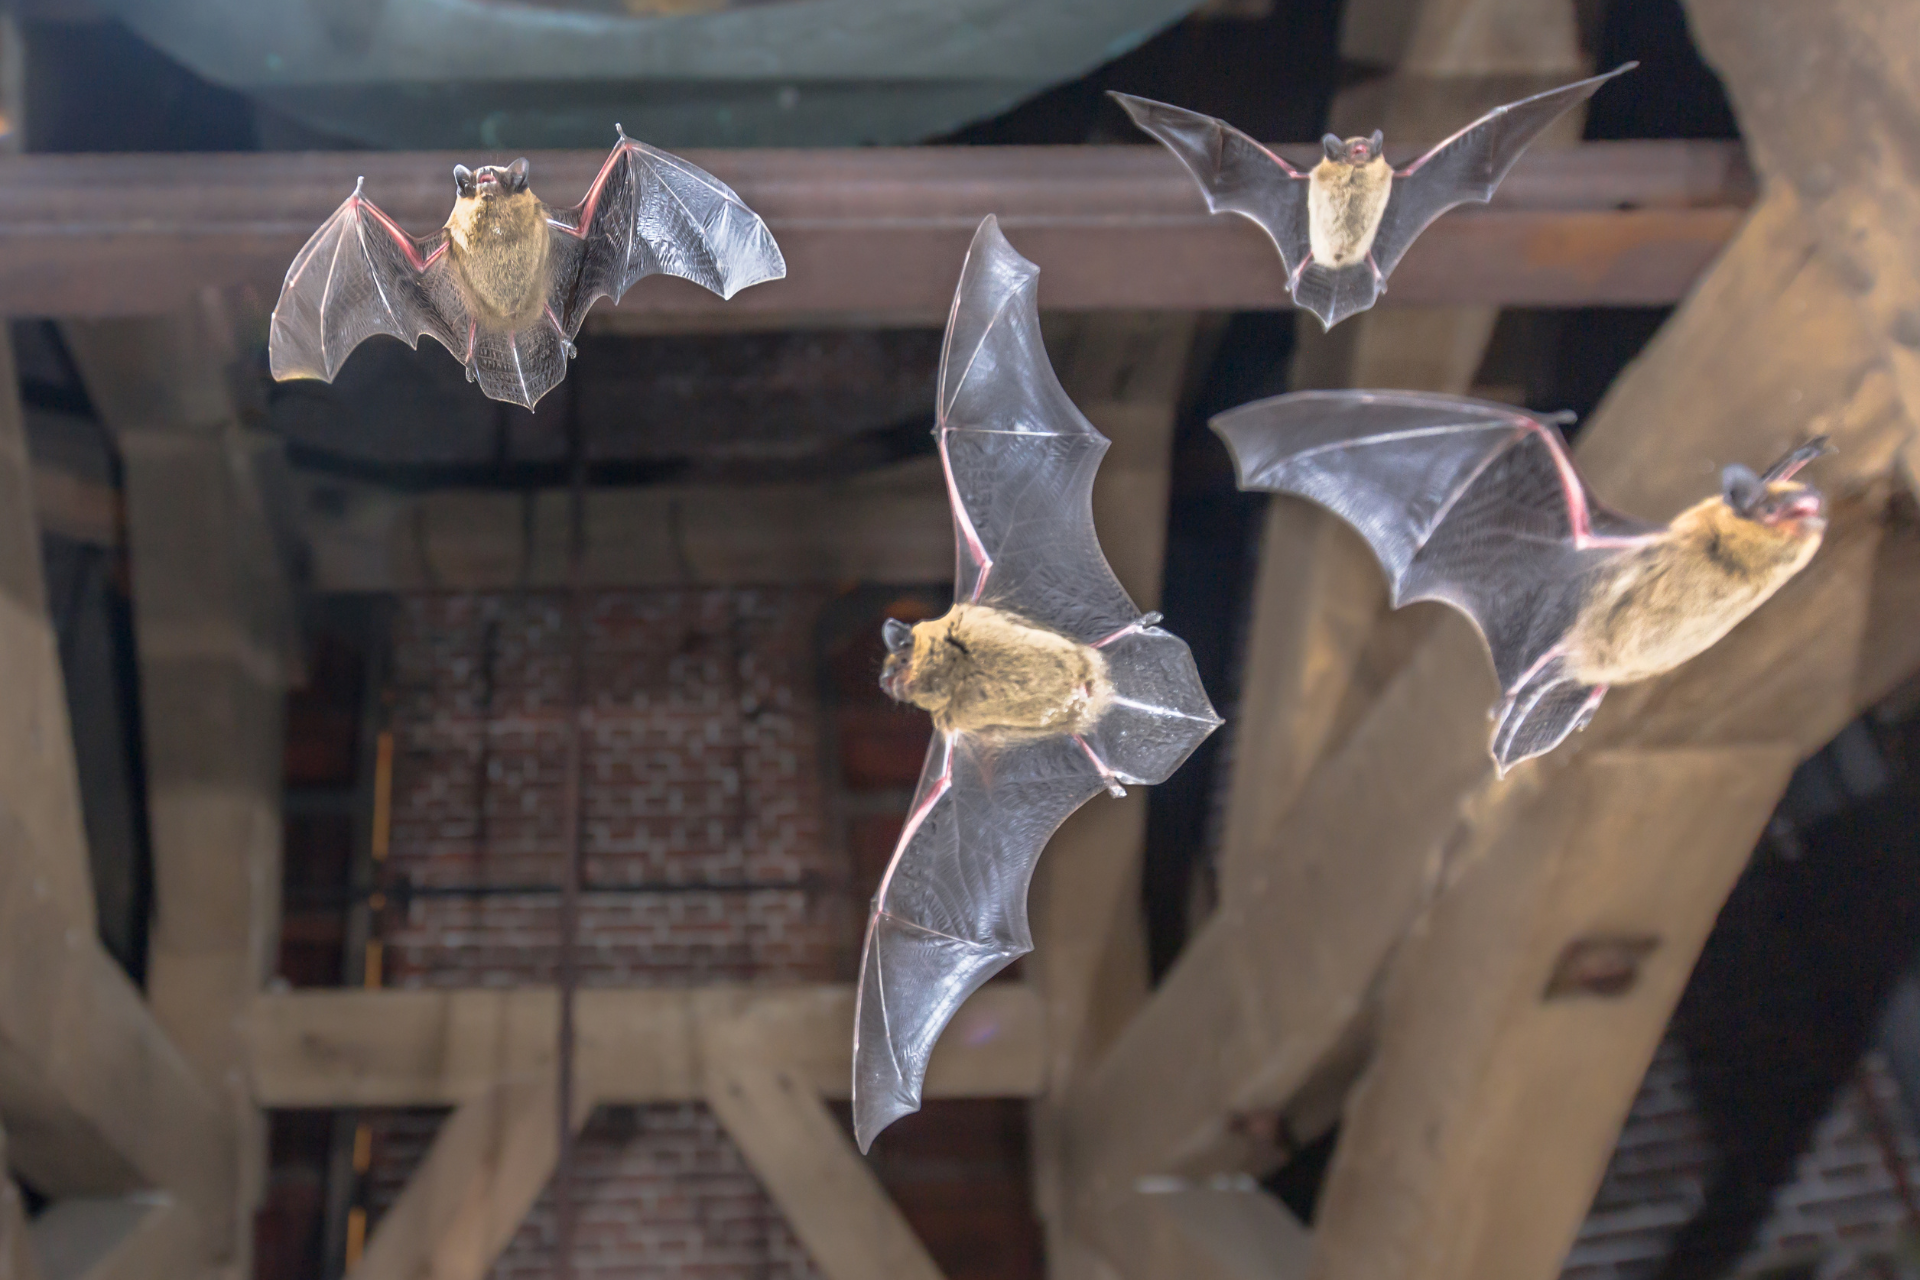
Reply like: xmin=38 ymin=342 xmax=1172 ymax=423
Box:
xmin=1684 ymin=0 xmax=1920 ymax=475
xmin=700 ymin=1002 xmax=945 ymax=1280
xmin=28 ymin=1196 xmax=199 ymax=1280
xmin=1114 ymin=1189 xmax=1310 ymax=1280
xmin=0 ymin=1127 xmax=39 ymax=1280
xmin=245 ymin=984 xmax=1044 ymax=1108
xmin=0 ymin=142 xmax=1747 ymax=320
xmin=62 ymin=313 xmax=292 ymax=1277
xmin=300 ymin=460 xmax=950 ymax=593
xmin=0 ymin=331 xmax=233 ymax=1255
xmin=1307 ymin=748 xmax=1797 ymax=1280
xmin=348 ymin=1073 xmax=588 ymax=1280
xmin=1219 ymin=0 xmax=1590 ymax=903
xmin=1060 ymin=179 xmax=1920 ymax=1280
xmin=1021 ymin=313 xmax=1192 ymax=1280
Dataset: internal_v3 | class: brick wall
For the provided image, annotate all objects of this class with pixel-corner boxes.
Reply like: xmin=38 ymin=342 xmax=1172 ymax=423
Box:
xmin=1564 ymin=1046 xmax=1920 ymax=1280
xmin=367 ymin=587 xmax=835 ymax=1278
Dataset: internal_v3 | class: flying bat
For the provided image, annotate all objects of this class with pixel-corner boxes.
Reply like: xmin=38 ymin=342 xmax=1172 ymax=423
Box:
xmin=269 ymin=128 xmax=786 ymax=409
xmin=1111 ymin=64 xmax=1634 ymax=329
xmin=1213 ymin=390 xmax=1828 ymax=772
xmin=853 ymin=216 xmax=1221 ymax=1151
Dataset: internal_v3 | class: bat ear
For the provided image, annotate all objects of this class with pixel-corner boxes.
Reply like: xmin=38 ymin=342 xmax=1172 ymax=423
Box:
xmin=1760 ymin=434 xmax=1833 ymax=484
xmin=882 ymin=618 xmax=913 ymax=655
xmin=1321 ymin=133 xmax=1343 ymax=161
xmin=453 ymin=164 xmax=475 ymax=197
xmin=506 ymin=157 xmax=530 ymax=192
xmin=1368 ymin=129 xmax=1384 ymax=158
xmin=1722 ymin=463 xmax=1764 ymax=516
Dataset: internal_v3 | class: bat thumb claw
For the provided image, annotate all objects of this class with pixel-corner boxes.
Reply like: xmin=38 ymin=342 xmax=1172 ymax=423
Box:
xmin=1104 ymin=780 xmax=1127 ymax=799
xmin=1138 ymin=611 xmax=1163 ymax=628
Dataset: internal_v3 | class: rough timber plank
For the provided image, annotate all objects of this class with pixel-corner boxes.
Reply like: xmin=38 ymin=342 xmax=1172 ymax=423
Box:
xmin=1307 ymin=748 xmax=1797 ymax=1280
xmin=347 ymin=1074 xmax=588 ymax=1280
xmin=1685 ymin=0 xmax=1920 ymax=472
xmin=0 ymin=143 xmax=1746 ymax=319
xmin=62 ymin=313 xmax=292 ymax=1277
xmin=1299 ymin=181 xmax=1916 ymax=1280
xmin=245 ymin=985 xmax=1044 ymax=1108
xmin=28 ymin=1195 xmax=199 ymax=1280
xmin=0 ymin=1127 xmax=37 ymax=1280
xmin=1219 ymin=0 xmax=1592 ymax=903
xmin=0 ymin=333 xmax=232 ymax=1253
xmin=1064 ymin=180 xmax=1920 ymax=1280
xmin=302 ymin=461 xmax=951 ymax=593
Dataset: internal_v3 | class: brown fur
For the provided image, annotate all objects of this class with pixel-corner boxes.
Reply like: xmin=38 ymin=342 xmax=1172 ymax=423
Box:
xmin=1567 ymin=486 xmax=1823 ymax=686
xmin=444 ymin=189 xmax=551 ymax=327
xmin=1307 ymin=154 xmax=1393 ymax=268
xmin=882 ymin=604 xmax=1113 ymax=739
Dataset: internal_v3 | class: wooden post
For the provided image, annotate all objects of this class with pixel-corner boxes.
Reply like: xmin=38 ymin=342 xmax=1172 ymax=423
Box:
xmin=347 ymin=1073 xmax=589 ymax=1280
xmin=1060 ymin=171 xmax=1920 ymax=1279
xmin=0 ymin=1127 xmax=39 ymax=1280
xmin=62 ymin=307 xmax=294 ymax=1276
xmin=1021 ymin=312 xmax=1194 ymax=1279
xmin=1220 ymin=0 xmax=1592 ymax=903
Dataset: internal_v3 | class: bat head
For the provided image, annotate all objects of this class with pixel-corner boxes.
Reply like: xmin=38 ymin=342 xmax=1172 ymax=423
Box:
xmin=1322 ymin=131 xmax=1384 ymax=165
xmin=1722 ymin=435 xmax=1832 ymax=530
xmin=453 ymin=157 xmax=532 ymax=202
xmin=879 ymin=618 xmax=916 ymax=703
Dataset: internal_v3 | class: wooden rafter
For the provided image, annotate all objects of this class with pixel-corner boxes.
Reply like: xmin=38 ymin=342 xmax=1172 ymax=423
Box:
xmin=0 ymin=331 xmax=232 ymax=1262
xmin=245 ymin=984 xmax=1044 ymax=1107
xmin=301 ymin=460 xmax=951 ymax=593
xmin=1060 ymin=170 xmax=1920 ymax=1280
xmin=347 ymin=1074 xmax=587 ymax=1280
xmin=62 ymin=308 xmax=294 ymax=1275
xmin=0 ymin=142 xmax=1745 ymax=320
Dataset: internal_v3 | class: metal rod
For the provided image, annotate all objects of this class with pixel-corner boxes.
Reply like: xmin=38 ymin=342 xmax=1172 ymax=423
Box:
xmin=554 ymin=402 xmax=589 ymax=1280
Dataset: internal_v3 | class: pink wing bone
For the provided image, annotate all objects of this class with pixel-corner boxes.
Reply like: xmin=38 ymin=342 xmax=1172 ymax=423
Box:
xmin=551 ymin=127 xmax=634 ymax=240
xmin=349 ymin=181 xmax=437 ymax=271
xmin=1516 ymin=415 xmax=1656 ymax=550
xmin=870 ymin=733 xmax=957 ymax=920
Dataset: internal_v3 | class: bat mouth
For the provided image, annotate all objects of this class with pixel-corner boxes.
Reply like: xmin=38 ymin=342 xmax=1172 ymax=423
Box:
xmin=879 ymin=655 xmax=912 ymax=704
xmin=1347 ymin=142 xmax=1370 ymax=161
xmin=1764 ymin=490 xmax=1825 ymax=527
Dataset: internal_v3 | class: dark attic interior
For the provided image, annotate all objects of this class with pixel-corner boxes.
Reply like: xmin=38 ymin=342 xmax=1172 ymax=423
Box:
xmin=3 ymin=2 xmax=1920 ymax=1280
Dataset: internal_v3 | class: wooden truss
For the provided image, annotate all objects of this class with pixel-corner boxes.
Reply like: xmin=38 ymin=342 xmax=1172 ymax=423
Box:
xmin=4 ymin=2 xmax=1920 ymax=1277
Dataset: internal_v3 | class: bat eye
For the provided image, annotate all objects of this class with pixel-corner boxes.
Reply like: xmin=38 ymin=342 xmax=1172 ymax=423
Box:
xmin=506 ymin=157 xmax=530 ymax=192
xmin=1721 ymin=464 xmax=1764 ymax=516
xmin=453 ymin=164 xmax=474 ymax=196
xmin=881 ymin=618 xmax=913 ymax=655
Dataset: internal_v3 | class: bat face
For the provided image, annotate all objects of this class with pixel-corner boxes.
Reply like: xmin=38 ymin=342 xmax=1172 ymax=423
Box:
xmin=452 ymin=157 xmax=531 ymax=202
xmin=880 ymin=604 xmax=1113 ymax=740
xmin=1321 ymin=130 xmax=1384 ymax=166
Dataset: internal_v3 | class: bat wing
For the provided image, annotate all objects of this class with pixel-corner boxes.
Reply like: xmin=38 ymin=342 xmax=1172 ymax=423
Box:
xmin=269 ymin=181 xmax=462 ymax=386
xmin=1212 ymin=389 xmax=1660 ymax=772
xmin=853 ymin=218 xmax=1219 ymax=1150
xmin=1371 ymin=64 xmax=1635 ymax=281
xmin=549 ymin=127 xmax=786 ymax=334
xmin=1110 ymin=92 xmax=1312 ymax=288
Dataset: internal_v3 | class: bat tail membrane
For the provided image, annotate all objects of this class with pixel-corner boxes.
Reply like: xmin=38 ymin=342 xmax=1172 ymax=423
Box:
xmin=468 ymin=320 xmax=570 ymax=411
xmin=1491 ymin=651 xmax=1603 ymax=774
xmin=1291 ymin=262 xmax=1384 ymax=331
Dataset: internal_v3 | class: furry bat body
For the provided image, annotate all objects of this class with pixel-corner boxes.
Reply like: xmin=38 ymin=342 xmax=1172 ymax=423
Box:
xmin=269 ymin=130 xmax=786 ymax=409
xmin=1112 ymin=64 xmax=1634 ymax=329
xmin=854 ymin=217 xmax=1220 ymax=1151
xmin=1213 ymin=391 xmax=1828 ymax=771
